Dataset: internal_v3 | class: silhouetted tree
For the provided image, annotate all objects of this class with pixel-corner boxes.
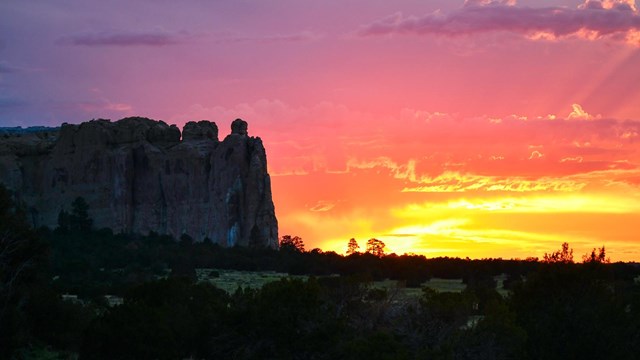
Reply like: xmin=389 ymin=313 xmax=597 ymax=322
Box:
xmin=57 ymin=210 xmax=70 ymax=232
xmin=279 ymin=235 xmax=305 ymax=252
xmin=179 ymin=233 xmax=194 ymax=246
xmin=412 ymin=288 xmax=474 ymax=352
xmin=0 ymin=184 xmax=49 ymax=357
xmin=81 ymin=278 xmax=230 ymax=360
xmin=542 ymin=242 xmax=573 ymax=264
xmin=346 ymin=238 xmax=360 ymax=255
xmin=582 ymin=246 xmax=610 ymax=264
xmin=366 ymin=238 xmax=386 ymax=257
xmin=66 ymin=197 xmax=92 ymax=232
xmin=448 ymin=299 xmax=527 ymax=360
xmin=510 ymin=262 xmax=631 ymax=359
xmin=237 ymin=278 xmax=345 ymax=358
xmin=342 ymin=331 xmax=410 ymax=360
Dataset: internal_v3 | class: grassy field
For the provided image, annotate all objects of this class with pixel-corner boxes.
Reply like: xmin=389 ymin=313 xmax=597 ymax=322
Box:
xmin=424 ymin=278 xmax=467 ymax=293
xmin=372 ymin=275 xmax=509 ymax=300
xmin=370 ymin=278 xmax=466 ymax=301
xmin=196 ymin=268 xmax=307 ymax=293
xmin=196 ymin=269 xmax=509 ymax=298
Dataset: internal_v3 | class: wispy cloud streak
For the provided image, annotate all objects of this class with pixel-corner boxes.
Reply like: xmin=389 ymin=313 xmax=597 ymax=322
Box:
xmin=214 ymin=31 xmax=322 ymax=44
xmin=0 ymin=61 xmax=21 ymax=74
xmin=58 ymin=30 xmax=188 ymax=47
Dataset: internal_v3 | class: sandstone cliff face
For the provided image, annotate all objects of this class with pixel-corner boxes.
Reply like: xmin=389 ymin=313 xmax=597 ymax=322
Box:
xmin=0 ymin=117 xmax=278 ymax=248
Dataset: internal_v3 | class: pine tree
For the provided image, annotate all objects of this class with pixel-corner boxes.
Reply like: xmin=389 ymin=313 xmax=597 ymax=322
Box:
xmin=346 ymin=238 xmax=360 ymax=255
xmin=366 ymin=238 xmax=386 ymax=257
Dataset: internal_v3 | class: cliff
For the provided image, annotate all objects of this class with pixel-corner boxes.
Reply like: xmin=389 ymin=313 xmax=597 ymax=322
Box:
xmin=0 ymin=117 xmax=278 ymax=248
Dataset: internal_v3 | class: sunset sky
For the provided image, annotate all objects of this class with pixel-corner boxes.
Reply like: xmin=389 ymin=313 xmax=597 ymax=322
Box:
xmin=2 ymin=0 xmax=640 ymax=260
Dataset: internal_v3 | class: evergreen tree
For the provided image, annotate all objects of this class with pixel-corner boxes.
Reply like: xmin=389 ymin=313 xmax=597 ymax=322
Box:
xmin=69 ymin=197 xmax=92 ymax=232
xmin=366 ymin=238 xmax=386 ymax=257
xmin=279 ymin=235 xmax=305 ymax=252
xmin=0 ymin=184 xmax=48 ymax=357
xmin=346 ymin=238 xmax=360 ymax=255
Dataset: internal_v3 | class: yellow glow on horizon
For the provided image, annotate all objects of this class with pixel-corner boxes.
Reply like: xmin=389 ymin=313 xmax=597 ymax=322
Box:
xmin=297 ymin=190 xmax=640 ymax=261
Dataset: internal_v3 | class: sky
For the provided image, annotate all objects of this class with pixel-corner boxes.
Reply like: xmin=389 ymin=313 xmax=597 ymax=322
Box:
xmin=1 ymin=0 xmax=640 ymax=261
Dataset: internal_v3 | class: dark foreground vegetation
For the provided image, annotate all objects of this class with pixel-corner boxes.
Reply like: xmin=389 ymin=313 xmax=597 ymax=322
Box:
xmin=2 ymin=187 xmax=640 ymax=359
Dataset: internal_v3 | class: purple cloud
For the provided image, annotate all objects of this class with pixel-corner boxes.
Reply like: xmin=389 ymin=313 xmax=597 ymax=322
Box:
xmin=58 ymin=30 xmax=187 ymax=47
xmin=358 ymin=0 xmax=640 ymax=45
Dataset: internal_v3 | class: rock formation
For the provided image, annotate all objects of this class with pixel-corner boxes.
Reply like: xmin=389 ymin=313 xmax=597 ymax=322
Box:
xmin=0 ymin=117 xmax=278 ymax=248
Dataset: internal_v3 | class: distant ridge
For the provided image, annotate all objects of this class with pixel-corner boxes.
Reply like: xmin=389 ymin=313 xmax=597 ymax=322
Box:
xmin=0 ymin=126 xmax=60 ymax=134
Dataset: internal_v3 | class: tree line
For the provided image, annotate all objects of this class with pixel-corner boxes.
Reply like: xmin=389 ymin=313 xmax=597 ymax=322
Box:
xmin=2 ymin=186 xmax=640 ymax=359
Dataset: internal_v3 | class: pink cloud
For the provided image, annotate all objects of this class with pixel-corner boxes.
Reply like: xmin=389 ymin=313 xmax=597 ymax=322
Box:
xmin=170 ymin=100 xmax=640 ymax=185
xmin=358 ymin=0 xmax=640 ymax=45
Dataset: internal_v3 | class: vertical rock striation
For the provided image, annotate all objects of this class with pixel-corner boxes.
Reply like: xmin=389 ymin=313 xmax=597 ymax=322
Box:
xmin=0 ymin=117 xmax=278 ymax=248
